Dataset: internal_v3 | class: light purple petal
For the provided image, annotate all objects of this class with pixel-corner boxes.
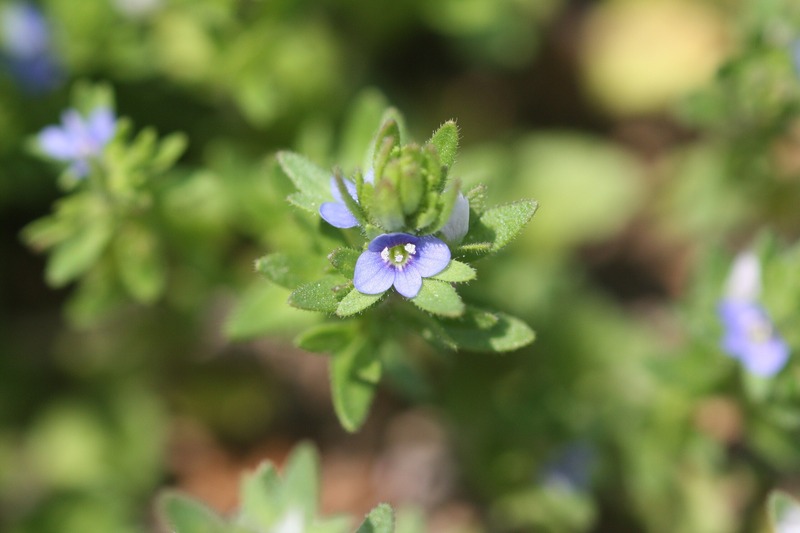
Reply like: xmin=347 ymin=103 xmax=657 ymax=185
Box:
xmin=741 ymin=338 xmax=790 ymax=377
xmin=87 ymin=107 xmax=116 ymax=145
xmin=38 ymin=126 xmax=76 ymax=159
xmin=440 ymin=193 xmax=470 ymax=242
xmin=61 ymin=109 xmax=86 ymax=138
xmin=363 ymin=168 xmax=375 ymax=184
xmin=2 ymin=3 xmax=50 ymax=57
xmin=367 ymin=232 xmax=420 ymax=252
xmin=411 ymin=235 xmax=451 ymax=277
xmin=320 ymin=202 xmax=358 ymax=228
xmin=329 ymin=176 xmax=357 ymax=203
xmin=393 ymin=267 xmax=422 ymax=298
xmin=354 ymin=251 xmax=395 ymax=294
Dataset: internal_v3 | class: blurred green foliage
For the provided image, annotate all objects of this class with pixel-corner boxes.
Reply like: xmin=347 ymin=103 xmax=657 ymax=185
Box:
xmin=4 ymin=0 xmax=800 ymax=532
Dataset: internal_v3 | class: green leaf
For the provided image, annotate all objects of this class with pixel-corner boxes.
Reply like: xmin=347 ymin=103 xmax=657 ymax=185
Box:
xmin=152 ymin=132 xmax=188 ymax=172
xmin=288 ymin=275 xmax=350 ymax=313
xmin=295 ymin=322 xmax=355 ymax=353
xmin=336 ymin=288 xmax=384 ymax=317
xmin=282 ymin=443 xmax=320 ymax=520
xmin=225 ymin=282 xmax=319 ymax=340
xmin=411 ymin=279 xmax=465 ymax=317
xmin=331 ymin=339 xmax=381 ymax=432
xmin=427 ymin=120 xmax=459 ymax=169
xmin=768 ymin=490 xmax=800 ymax=532
xmin=440 ymin=306 xmax=535 ymax=352
xmin=46 ymin=222 xmax=113 ymax=287
xmin=277 ymin=151 xmax=331 ymax=213
xmin=453 ymin=242 xmax=493 ymax=261
xmin=158 ymin=491 xmax=228 ymax=533
xmin=431 ymin=260 xmax=476 ymax=283
xmin=355 ymin=503 xmax=395 ymax=533
xmin=328 ymin=247 xmax=361 ymax=278
xmin=239 ymin=463 xmax=282 ymax=530
xmin=113 ymin=221 xmax=166 ymax=304
xmin=256 ymin=253 xmax=328 ymax=289
xmin=463 ymin=200 xmax=538 ymax=256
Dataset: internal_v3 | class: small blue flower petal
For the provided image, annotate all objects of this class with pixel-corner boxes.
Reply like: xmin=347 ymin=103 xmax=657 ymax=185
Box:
xmin=38 ymin=126 xmax=76 ymax=159
xmin=354 ymin=251 xmax=395 ymax=294
xmin=393 ymin=266 xmax=422 ymax=298
xmin=320 ymin=201 xmax=359 ymax=228
xmin=37 ymin=107 xmax=116 ymax=178
xmin=412 ymin=235 xmax=450 ymax=277
xmin=440 ymin=193 xmax=470 ymax=242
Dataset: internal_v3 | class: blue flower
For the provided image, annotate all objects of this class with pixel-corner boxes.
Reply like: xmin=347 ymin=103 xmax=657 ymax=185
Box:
xmin=439 ymin=192 xmax=469 ymax=243
xmin=1 ymin=2 xmax=61 ymax=92
xmin=319 ymin=169 xmax=373 ymax=229
xmin=354 ymin=232 xmax=450 ymax=298
xmin=540 ymin=443 xmax=593 ymax=493
xmin=718 ymin=299 xmax=789 ymax=377
xmin=37 ymin=108 xmax=116 ymax=178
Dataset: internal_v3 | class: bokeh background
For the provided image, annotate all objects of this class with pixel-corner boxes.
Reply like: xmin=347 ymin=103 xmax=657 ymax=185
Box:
xmin=3 ymin=0 xmax=800 ymax=531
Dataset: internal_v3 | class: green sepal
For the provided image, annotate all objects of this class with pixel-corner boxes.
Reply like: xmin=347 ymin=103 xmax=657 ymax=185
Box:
xmin=355 ymin=503 xmax=395 ymax=533
xmin=277 ymin=151 xmax=331 ymax=213
xmin=295 ymin=322 xmax=355 ymax=353
xmin=431 ymin=260 xmax=476 ymax=283
xmin=439 ymin=306 xmax=535 ymax=352
xmin=427 ymin=120 xmax=459 ymax=170
xmin=255 ymin=253 xmax=328 ymax=290
xmin=466 ymin=184 xmax=487 ymax=215
xmin=113 ymin=220 xmax=166 ymax=304
xmin=157 ymin=491 xmax=228 ymax=533
xmin=411 ymin=279 xmax=465 ymax=317
xmin=427 ymin=179 xmax=461 ymax=234
xmin=413 ymin=191 xmax=441 ymax=232
xmin=331 ymin=338 xmax=381 ymax=432
xmin=372 ymin=118 xmax=402 ymax=180
xmin=327 ymin=247 xmax=362 ymax=279
xmin=460 ymin=199 xmax=538 ymax=259
xmin=422 ymin=142 xmax=444 ymax=192
xmin=288 ymin=275 xmax=350 ymax=313
xmin=336 ymin=288 xmax=385 ymax=317
xmin=453 ymin=242 xmax=493 ymax=261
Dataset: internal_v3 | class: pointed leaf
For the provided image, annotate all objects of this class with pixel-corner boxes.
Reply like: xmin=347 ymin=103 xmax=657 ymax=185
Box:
xmin=152 ymin=132 xmax=188 ymax=172
xmin=256 ymin=253 xmax=328 ymax=289
xmin=331 ymin=339 xmax=381 ymax=432
xmin=412 ymin=279 xmax=465 ymax=317
xmin=282 ymin=443 xmax=320 ymax=521
xmin=463 ymin=200 xmax=537 ymax=256
xmin=278 ymin=151 xmax=331 ymax=213
xmin=428 ymin=120 xmax=459 ymax=169
xmin=289 ymin=275 xmax=350 ymax=313
xmin=239 ymin=463 xmax=282 ymax=530
xmin=355 ymin=503 xmax=395 ymax=533
xmin=440 ymin=306 xmax=535 ymax=352
xmin=336 ymin=288 xmax=385 ymax=317
xmin=431 ymin=260 xmax=476 ymax=283
xmin=158 ymin=491 xmax=228 ymax=533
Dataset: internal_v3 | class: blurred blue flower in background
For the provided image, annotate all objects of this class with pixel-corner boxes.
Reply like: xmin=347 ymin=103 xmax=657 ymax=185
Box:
xmin=354 ymin=232 xmax=450 ymax=298
xmin=540 ymin=443 xmax=594 ymax=493
xmin=319 ymin=169 xmax=373 ymax=229
xmin=37 ymin=108 xmax=116 ymax=178
xmin=718 ymin=251 xmax=790 ymax=377
xmin=0 ymin=2 xmax=61 ymax=92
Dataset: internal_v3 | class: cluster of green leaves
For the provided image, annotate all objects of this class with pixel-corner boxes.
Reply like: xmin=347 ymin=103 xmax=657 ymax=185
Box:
xmin=159 ymin=443 xmax=398 ymax=533
xmin=254 ymin=109 xmax=536 ymax=430
xmin=20 ymin=83 xmax=186 ymax=323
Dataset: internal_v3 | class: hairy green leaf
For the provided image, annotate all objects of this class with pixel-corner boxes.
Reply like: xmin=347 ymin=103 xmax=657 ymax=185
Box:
xmin=328 ymin=247 xmax=361 ymax=279
xmin=431 ymin=260 xmax=476 ymax=283
xmin=440 ymin=306 xmax=535 ymax=352
xmin=295 ymin=322 xmax=355 ymax=353
xmin=355 ymin=503 xmax=395 ymax=533
xmin=331 ymin=339 xmax=381 ymax=432
xmin=256 ymin=253 xmax=328 ymax=289
xmin=46 ymin=222 xmax=113 ymax=287
xmin=463 ymin=200 xmax=537 ymax=256
xmin=277 ymin=151 xmax=330 ymax=213
xmin=288 ymin=275 xmax=349 ymax=313
xmin=412 ymin=279 xmax=465 ymax=317
xmin=337 ymin=288 xmax=384 ymax=317
xmin=427 ymin=120 xmax=459 ymax=169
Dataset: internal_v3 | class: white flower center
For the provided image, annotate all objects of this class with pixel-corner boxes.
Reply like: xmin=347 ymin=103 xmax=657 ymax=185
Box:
xmin=380 ymin=242 xmax=417 ymax=271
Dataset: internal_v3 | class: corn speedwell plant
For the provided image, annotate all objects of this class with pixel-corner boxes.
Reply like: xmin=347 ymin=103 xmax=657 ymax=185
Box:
xmin=261 ymin=110 xmax=537 ymax=431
